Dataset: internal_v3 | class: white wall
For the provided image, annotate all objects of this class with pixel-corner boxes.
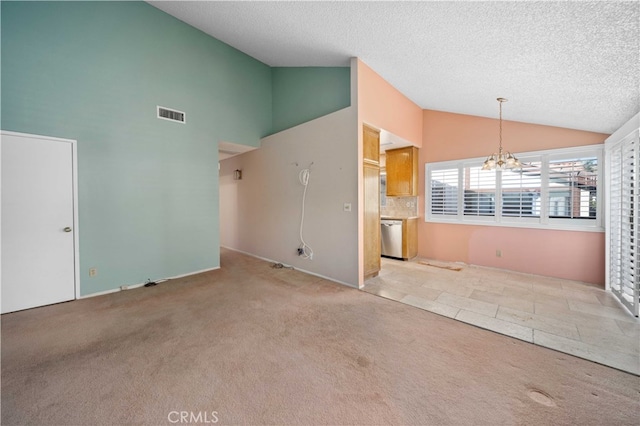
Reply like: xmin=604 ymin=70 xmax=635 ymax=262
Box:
xmin=219 ymin=106 xmax=359 ymax=287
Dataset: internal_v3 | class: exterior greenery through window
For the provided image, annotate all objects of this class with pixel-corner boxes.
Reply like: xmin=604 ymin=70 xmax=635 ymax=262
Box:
xmin=426 ymin=145 xmax=603 ymax=230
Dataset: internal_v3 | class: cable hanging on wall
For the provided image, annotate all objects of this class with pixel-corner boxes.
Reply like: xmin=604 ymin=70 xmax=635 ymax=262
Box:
xmin=297 ymin=163 xmax=314 ymax=260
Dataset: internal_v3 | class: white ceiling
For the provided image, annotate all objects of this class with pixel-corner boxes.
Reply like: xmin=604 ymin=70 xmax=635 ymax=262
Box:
xmin=149 ymin=1 xmax=639 ymax=134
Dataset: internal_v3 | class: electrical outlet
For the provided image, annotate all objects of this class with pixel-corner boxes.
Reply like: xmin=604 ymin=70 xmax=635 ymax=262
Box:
xmin=343 ymin=203 xmax=351 ymax=212
xmin=89 ymin=267 xmax=97 ymax=277
xmin=496 ymin=250 xmax=502 ymax=258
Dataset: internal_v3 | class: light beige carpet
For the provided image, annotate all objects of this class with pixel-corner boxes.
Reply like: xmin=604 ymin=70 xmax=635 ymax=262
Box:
xmin=2 ymin=249 xmax=639 ymax=425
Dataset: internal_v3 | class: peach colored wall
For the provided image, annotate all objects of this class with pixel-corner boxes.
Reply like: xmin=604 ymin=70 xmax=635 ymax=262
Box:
xmin=419 ymin=110 xmax=609 ymax=285
xmin=422 ymin=109 xmax=608 ymax=163
xmin=357 ymin=59 xmax=423 ymax=146
xmin=422 ymin=223 xmax=605 ymax=284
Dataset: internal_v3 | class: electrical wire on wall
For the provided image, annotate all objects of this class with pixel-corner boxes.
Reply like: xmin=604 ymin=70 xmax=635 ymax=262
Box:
xmin=297 ymin=164 xmax=314 ymax=260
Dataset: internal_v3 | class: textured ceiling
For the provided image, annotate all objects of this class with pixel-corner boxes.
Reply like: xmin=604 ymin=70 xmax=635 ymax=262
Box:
xmin=149 ymin=1 xmax=639 ymax=134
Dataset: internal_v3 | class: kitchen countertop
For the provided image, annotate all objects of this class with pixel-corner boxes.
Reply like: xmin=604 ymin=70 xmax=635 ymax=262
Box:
xmin=381 ymin=216 xmax=419 ymax=220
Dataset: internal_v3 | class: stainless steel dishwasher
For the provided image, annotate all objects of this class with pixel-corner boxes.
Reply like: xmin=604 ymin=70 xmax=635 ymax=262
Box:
xmin=381 ymin=219 xmax=403 ymax=258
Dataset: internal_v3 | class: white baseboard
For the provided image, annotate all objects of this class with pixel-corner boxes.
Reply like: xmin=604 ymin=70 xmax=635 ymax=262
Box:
xmin=80 ymin=266 xmax=221 ymax=299
xmin=220 ymin=246 xmax=358 ymax=289
xmin=79 ymin=287 xmax=121 ymax=299
xmin=168 ymin=266 xmax=219 ymax=279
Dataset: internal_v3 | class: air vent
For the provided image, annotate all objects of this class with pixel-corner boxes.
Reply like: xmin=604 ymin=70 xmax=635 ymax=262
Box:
xmin=157 ymin=106 xmax=186 ymax=124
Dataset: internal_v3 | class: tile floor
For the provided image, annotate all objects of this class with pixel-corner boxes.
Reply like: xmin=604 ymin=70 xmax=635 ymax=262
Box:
xmin=363 ymin=257 xmax=640 ymax=375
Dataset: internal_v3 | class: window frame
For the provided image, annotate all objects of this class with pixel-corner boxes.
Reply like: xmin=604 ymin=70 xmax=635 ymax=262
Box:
xmin=425 ymin=145 xmax=604 ymax=232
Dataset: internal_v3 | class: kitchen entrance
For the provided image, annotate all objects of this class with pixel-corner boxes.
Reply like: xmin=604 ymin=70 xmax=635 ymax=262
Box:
xmin=362 ymin=123 xmax=420 ymax=283
xmin=379 ymin=132 xmax=419 ymax=269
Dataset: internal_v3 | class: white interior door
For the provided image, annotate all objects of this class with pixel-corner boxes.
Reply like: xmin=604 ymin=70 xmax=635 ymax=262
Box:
xmin=1 ymin=131 xmax=77 ymax=314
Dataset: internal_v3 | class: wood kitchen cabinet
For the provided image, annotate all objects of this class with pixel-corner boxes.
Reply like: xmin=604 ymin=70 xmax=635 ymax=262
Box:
xmin=364 ymin=162 xmax=381 ymax=278
xmin=386 ymin=146 xmax=418 ymax=196
xmin=402 ymin=218 xmax=418 ymax=260
xmin=363 ymin=124 xmax=380 ymax=164
xmin=363 ymin=125 xmax=380 ymax=279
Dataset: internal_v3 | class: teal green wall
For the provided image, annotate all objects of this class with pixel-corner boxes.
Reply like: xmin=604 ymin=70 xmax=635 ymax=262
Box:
xmin=271 ymin=67 xmax=350 ymax=134
xmin=1 ymin=1 xmax=272 ymax=295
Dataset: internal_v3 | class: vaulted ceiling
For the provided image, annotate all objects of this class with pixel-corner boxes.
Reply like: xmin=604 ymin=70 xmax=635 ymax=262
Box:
xmin=150 ymin=1 xmax=639 ymax=134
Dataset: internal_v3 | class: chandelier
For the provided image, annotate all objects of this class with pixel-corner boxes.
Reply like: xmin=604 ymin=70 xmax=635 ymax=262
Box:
xmin=482 ymin=98 xmax=521 ymax=171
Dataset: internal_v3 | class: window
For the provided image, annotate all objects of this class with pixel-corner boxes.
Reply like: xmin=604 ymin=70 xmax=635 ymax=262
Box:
xmin=548 ymin=157 xmax=598 ymax=219
xmin=430 ymin=168 xmax=458 ymax=215
xmin=425 ymin=145 xmax=603 ymax=231
xmin=501 ymin=160 xmax=542 ymax=219
xmin=463 ymin=166 xmax=495 ymax=217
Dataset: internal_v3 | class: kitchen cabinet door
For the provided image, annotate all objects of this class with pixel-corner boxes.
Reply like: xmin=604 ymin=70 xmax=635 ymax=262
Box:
xmin=402 ymin=218 xmax=418 ymax=260
xmin=386 ymin=146 xmax=418 ymax=196
xmin=363 ymin=125 xmax=380 ymax=164
xmin=364 ymin=162 xmax=381 ymax=278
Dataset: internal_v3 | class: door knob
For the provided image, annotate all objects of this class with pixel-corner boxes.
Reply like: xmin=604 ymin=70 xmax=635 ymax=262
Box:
xmin=63 ymin=227 xmax=72 ymax=233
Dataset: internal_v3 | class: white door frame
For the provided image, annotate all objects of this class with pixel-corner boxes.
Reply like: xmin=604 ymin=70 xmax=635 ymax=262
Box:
xmin=1 ymin=130 xmax=80 ymax=301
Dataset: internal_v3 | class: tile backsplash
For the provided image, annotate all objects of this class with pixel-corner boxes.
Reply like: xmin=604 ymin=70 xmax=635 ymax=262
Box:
xmin=381 ymin=196 xmax=418 ymax=218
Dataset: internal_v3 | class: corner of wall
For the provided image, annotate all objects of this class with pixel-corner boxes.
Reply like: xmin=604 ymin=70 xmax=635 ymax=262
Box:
xmin=351 ymin=57 xmax=365 ymax=288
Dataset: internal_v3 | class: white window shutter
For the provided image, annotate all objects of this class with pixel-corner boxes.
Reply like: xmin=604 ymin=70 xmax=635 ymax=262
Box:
xmin=606 ymin=114 xmax=639 ymax=317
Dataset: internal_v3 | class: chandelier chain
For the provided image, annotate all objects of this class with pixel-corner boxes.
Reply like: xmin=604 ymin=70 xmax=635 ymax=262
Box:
xmin=499 ymin=100 xmax=503 ymax=153
xmin=498 ymin=97 xmax=506 ymax=154
xmin=482 ymin=97 xmax=520 ymax=171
